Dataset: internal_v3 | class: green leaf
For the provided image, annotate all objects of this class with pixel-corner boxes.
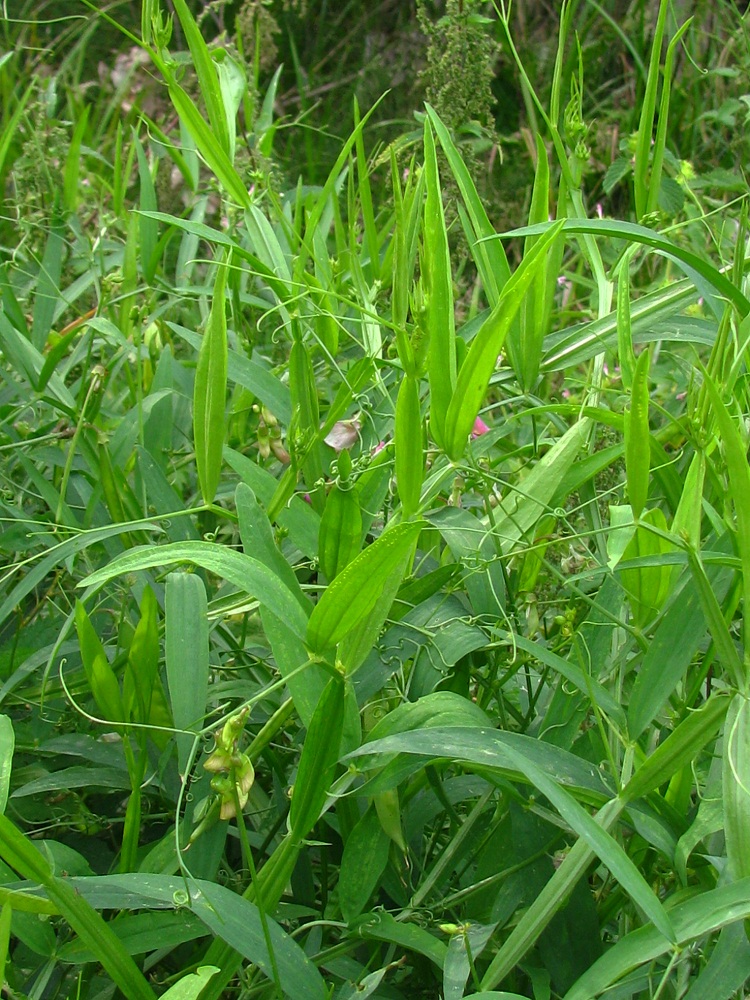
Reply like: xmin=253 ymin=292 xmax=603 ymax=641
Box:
xmin=623 ymin=693 xmax=730 ymax=802
xmin=499 ymin=219 xmax=750 ymax=318
xmin=307 ymin=521 xmax=424 ymax=653
xmin=425 ymin=104 xmax=511 ymax=305
xmin=623 ymin=346 xmax=651 ymax=519
xmin=79 ymin=542 xmax=308 ymax=642
xmin=74 ymin=601 xmax=125 ymax=723
xmin=563 ymin=877 xmax=750 ymax=1000
xmin=443 ymin=220 xmax=565 ymax=461
xmin=170 ymin=0 xmax=230 ymax=157
xmin=194 ymin=258 xmax=229 ymax=504
xmin=0 ymin=717 xmax=13 ymax=814
xmin=68 ymin=872 xmax=328 ymax=999
xmin=166 ymin=573 xmax=209 ymax=777
xmin=0 ymin=815 xmax=157 ymax=1000
xmin=353 ymin=909 xmax=447 ymax=970
xmin=159 ymin=967 xmax=220 ymax=1000
xmin=289 ymin=675 xmax=345 ymax=840
xmin=423 ymin=116 xmax=456 ymax=450
xmin=339 ymin=805 xmax=390 ymax=922
xmin=723 ymin=693 xmax=750 ymax=880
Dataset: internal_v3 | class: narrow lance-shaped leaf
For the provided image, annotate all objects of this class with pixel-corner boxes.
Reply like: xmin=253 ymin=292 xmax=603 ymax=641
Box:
xmin=616 ymin=247 xmax=637 ymax=390
xmin=194 ymin=255 xmax=229 ymax=504
xmin=74 ymin=601 xmax=125 ymax=723
xmin=423 ymin=116 xmax=456 ymax=450
xmin=701 ymin=370 xmax=750 ymax=678
xmin=0 ymin=717 xmax=13 ymax=814
xmin=512 ymin=132 xmax=553 ymax=391
xmin=289 ymin=675 xmax=345 ymax=840
xmin=633 ymin=0 xmax=668 ymax=220
xmin=425 ymin=104 xmax=511 ymax=304
xmin=646 ymin=17 xmax=693 ymax=216
xmin=494 ymin=743 xmax=676 ymax=943
xmin=723 ymin=694 xmax=750 ymax=882
xmin=169 ymin=0 xmax=230 ymax=157
xmin=444 ymin=220 xmax=565 ymax=462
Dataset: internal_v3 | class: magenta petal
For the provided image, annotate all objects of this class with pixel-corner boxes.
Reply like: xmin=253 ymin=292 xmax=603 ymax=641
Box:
xmin=471 ymin=416 xmax=490 ymax=438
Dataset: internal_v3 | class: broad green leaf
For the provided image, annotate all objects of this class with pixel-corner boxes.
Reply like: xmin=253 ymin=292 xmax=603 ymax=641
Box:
xmin=67 ymin=872 xmax=327 ymax=1000
xmin=443 ymin=220 xmax=565 ymax=461
xmin=194 ymin=258 xmax=228 ymax=504
xmin=160 ymin=967 xmax=219 ymax=1000
xmin=339 ymin=805 xmax=390 ymax=923
xmin=56 ymin=911 xmax=207 ymax=963
xmin=351 ymin=727 xmax=612 ymax=805
xmin=307 ymin=521 xmax=424 ymax=652
xmin=166 ymin=573 xmax=209 ymax=777
xmin=79 ymin=542 xmax=308 ymax=642
xmin=353 ymin=909 xmax=447 ymax=970
xmin=365 ymin=693 xmax=490 ymax=744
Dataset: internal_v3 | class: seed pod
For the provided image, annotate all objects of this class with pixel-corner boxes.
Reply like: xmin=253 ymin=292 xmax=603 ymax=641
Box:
xmin=395 ymin=375 xmax=423 ymax=517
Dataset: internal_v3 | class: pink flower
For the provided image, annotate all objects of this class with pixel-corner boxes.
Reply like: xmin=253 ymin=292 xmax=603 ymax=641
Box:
xmin=372 ymin=440 xmax=386 ymax=455
xmin=471 ymin=416 xmax=490 ymax=439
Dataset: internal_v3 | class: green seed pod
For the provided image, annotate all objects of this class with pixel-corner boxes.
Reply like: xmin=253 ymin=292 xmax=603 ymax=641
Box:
xmin=395 ymin=375 xmax=424 ymax=517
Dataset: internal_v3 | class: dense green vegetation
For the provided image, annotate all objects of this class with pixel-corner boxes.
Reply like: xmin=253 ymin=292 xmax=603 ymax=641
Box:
xmin=2 ymin=1 xmax=750 ymax=997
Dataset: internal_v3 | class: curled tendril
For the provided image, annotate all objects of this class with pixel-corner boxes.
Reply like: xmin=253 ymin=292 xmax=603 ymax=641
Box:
xmin=173 ymin=889 xmax=189 ymax=908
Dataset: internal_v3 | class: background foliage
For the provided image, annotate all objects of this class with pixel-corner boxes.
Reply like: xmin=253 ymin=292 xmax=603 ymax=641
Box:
xmin=1 ymin=1 xmax=750 ymax=998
